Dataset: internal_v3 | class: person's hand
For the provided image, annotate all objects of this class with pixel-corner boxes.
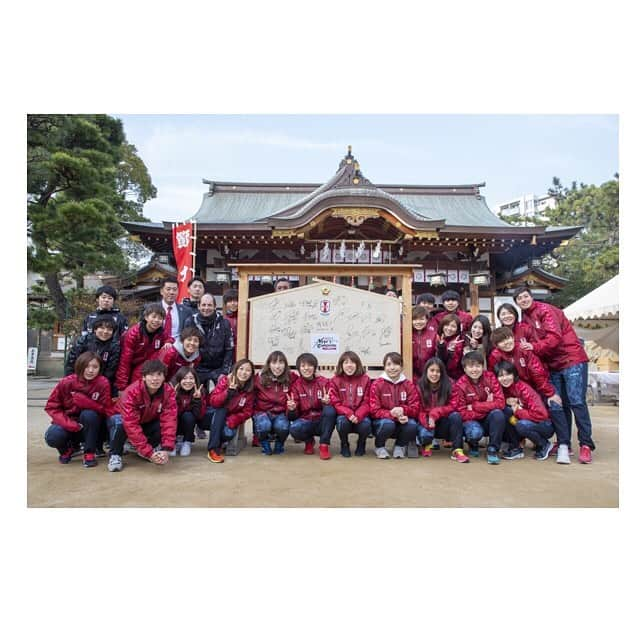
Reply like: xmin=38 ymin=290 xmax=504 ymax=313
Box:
xmin=348 ymin=414 xmax=359 ymax=424
xmin=448 ymin=337 xmax=463 ymax=352
xmin=428 ymin=417 xmax=436 ymax=429
xmin=390 ymin=406 xmax=403 ymax=419
xmin=506 ymin=397 xmax=519 ymax=408
xmin=161 ymin=342 xmax=173 ymax=352
xmin=547 ymin=393 xmax=562 ymax=406
xmin=520 ymin=340 xmax=533 ymax=351
xmin=150 ymin=450 xmax=169 ymax=465
xmin=193 ymin=384 xmax=203 ymax=399
xmin=286 ymin=393 xmax=296 ymax=412
xmin=397 ymin=414 xmax=409 ymax=424
xmin=227 ymin=374 xmax=237 ymax=390
xmin=321 ymin=388 xmax=331 ymax=405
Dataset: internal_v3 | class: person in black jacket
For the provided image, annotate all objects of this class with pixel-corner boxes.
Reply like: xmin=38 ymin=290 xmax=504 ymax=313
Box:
xmin=82 ymin=285 xmax=128 ymax=338
xmin=181 ymin=276 xmax=206 ymax=311
xmin=183 ymin=293 xmax=234 ymax=389
xmin=65 ymin=318 xmax=121 ymax=396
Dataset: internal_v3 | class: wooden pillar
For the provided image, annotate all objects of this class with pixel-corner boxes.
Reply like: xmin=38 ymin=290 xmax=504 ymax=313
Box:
xmin=237 ymin=271 xmax=249 ymax=360
xmin=469 ymin=283 xmax=479 ymax=318
xmin=401 ymin=273 xmax=413 ymax=380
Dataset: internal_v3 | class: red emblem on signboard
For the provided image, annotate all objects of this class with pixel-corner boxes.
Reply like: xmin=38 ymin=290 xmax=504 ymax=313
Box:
xmin=320 ymin=299 xmax=331 ymax=315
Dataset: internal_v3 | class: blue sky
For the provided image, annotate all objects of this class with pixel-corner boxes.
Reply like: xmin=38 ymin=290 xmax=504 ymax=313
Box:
xmin=115 ymin=114 xmax=619 ymax=223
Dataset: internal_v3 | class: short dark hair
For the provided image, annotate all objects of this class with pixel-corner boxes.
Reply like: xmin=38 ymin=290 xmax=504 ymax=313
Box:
xmin=496 ymin=303 xmax=520 ymax=325
xmin=512 ymin=285 xmax=532 ymax=301
xmin=143 ymin=302 xmax=166 ymax=319
xmin=75 ymin=351 xmax=102 ymax=377
xmin=441 ymin=290 xmax=461 ymax=302
xmin=180 ymin=326 xmax=204 ymax=344
xmin=416 ymin=293 xmax=436 ymax=304
xmin=161 ymin=276 xmax=179 ymax=288
xmin=223 ymin=288 xmax=238 ymax=303
xmin=93 ymin=317 xmax=117 ymax=332
xmin=296 ymin=352 xmax=318 ymax=371
xmin=171 ymin=365 xmax=200 ymax=389
xmin=335 ymin=351 xmax=365 ymax=377
xmin=95 ymin=285 xmax=117 ymax=300
xmin=412 ymin=305 xmax=428 ymax=320
xmin=383 ymin=351 xmax=403 ymax=367
xmin=274 ymin=278 xmax=290 ymax=288
xmin=495 ymin=360 xmax=519 ymax=381
xmin=141 ymin=359 xmax=166 ymax=377
xmin=461 ymin=350 xmax=484 ymax=368
xmin=437 ymin=313 xmax=461 ymax=334
xmin=491 ymin=326 xmax=514 ymax=346
xmin=188 ymin=276 xmax=205 ymax=288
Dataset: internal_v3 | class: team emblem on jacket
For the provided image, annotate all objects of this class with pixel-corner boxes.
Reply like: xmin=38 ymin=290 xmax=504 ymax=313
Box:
xmin=102 ymin=352 xmax=109 ymax=361
xmin=91 ymin=392 xmax=100 ymax=400
xmin=239 ymin=397 xmax=246 ymax=407
xmin=356 ymin=386 xmax=363 ymax=396
xmin=158 ymin=403 xmax=162 ymax=412
xmin=319 ymin=299 xmax=331 ymax=315
xmin=400 ymin=391 xmax=406 ymax=401
xmin=426 ymin=340 xmax=433 ymax=347
xmin=316 ymin=390 xmax=322 ymax=399
xmin=485 ymin=387 xmax=491 ymax=395
xmin=519 ymin=357 xmax=526 ymax=368
xmin=535 ymin=321 xmax=541 ymax=329
xmin=155 ymin=339 xmax=161 ymax=349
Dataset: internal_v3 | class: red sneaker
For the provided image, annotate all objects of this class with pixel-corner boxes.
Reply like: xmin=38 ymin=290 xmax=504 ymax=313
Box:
xmin=251 ymin=434 xmax=259 ymax=447
xmin=304 ymin=439 xmax=315 ymax=455
xmin=207 ymin=449 xmax=225 ymax=463
xmin=421 ymin=445 xmax=433 ymax=457
xmin=450 ymin=448 xmax=470 ymax=463
xmin=579 ymin=445 xmax=592 ymax=464
xmin=319 ymin=444 xmax=331 ymax=460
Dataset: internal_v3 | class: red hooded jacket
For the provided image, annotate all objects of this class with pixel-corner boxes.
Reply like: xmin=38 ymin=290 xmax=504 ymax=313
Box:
xmin=328 ymin=373 xmax=371 ymax=422
xmin=116 ymin=322 xmax=170 ymax=391
xmin=488 ymin=344 xmax=555 ymax=398
xmin=451 ymin=371 xmax=505 ymax=421
xmin=208 ymin=374 xmax=255 ymax=429
xmin=290 ymin=374 xmax=330 ymax=422
xmin=117 ymin=379 xmax=178 ymax=459
xmin=369 ymin=375 xmax=420 ymax=420
xmin=160 ymin=343 xmax=202 ymax=382
xmin=253 ymin=371 xmax=299 ymax=414
xmin=45 ymin=374 xmax=114 ymax=431
xmin=412 ymin=319 xmax=438 ymax=382
xmin=521 ymin=300 xmax=588 ymax=371
xmin=417 ymin=386 xmax=458 ymax=426
xmin=502 ymin=379 xmax=550 ymax=423
xmin=435 ymin=334 xmax=464 ymax=380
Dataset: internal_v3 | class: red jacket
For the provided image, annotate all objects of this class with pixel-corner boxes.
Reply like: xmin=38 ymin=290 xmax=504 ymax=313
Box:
xmin=160 ymin=342 xmax=201 ymax=382
xmin=290 ymin=375 xmax=330 ymax=422
xmin=328 ymin=373 xmax=371 ymax=422
xmin=412 ymin=320 xmax=438 ymax=382
xmin=174 ymin=390 xmax=206 ymax=420
xmin=116 ymin=322 xmax=170 ymax=391
xmin=418 ymin=386 xmax=457 ymax=426
xmin=208 ymin=375 xmax=255 ymax=429
xmin=45 ymin=374 xmax=114 ymax=431
xmin=435 ymin=334 xmax=464 ymax=380
xmin=451 ymin=371 xmax=505 ymax=421
xmin=521 ymin=300 xmax=588 ymax=371
xmin=434 ymin=309 xmax=474 ymax=333
xmin=502 ymin=380 xmax=550 ymax=423
xmin=369 ymin=375 xmax=420 ymax=420
xmin=510 ymin=321 xmax=536 ymax=345
xmin=117 ymin=379 xmax=178 ymax=459
xmin=488 ymin=345 xmax=555 ymax=398
xmin=253 ymin=371 xmax=299 ymax=414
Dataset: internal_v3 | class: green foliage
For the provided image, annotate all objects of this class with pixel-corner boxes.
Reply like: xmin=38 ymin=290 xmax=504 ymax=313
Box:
xmin=27 ymin=114 xmax=156 ymax=321
xmin=545 ymin=176 xmax=619 ymax=308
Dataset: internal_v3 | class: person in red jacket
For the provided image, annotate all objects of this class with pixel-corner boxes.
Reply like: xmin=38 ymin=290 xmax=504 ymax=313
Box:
xmin=451 ymin=350 xmax=506 ymax=464
xmin=435 ymin=314 xmax=465 ymax=380
xmin=496 ymin=302 xmax=537 ymax=345
xmin=252 ymin=350 xmax=298 ymax=455
xmin=411 ymin=306 xmax=437 ymax=384
xmin=462 ymin=315 xmax=493 ymax=367
xmin=369 ymin=352 xmax=421 ymax=459
xmin=222 ymin=288 xmax=239 ymax=355
xmin=514 ymin=285 xmax=595 ymax=464
xmin=416 ymin=357 xmax=468 ymax=463
xmin=288 ymin=353 xmax=337 ymax=460
xmin=160 ymin=326 xmax=204 ymax=381
xmin=115 ymin=303 xmax=171 ymax=392
xmin=44 ymin=352 xmax=114 ymax=468
xmin=495 ymin=361 xmax=555 ymax=462
xmin=207 ymin=359 xmax=255 ymax=463
xmin=106 ymin=359 xmax=178 ymax=472
xmin=169 ymin=366 xmax=206 ymax=457
xmin=433 ymin=290 xmax=474 ymax=332
xmin=329 ymin=350 xmax=372 ymax=457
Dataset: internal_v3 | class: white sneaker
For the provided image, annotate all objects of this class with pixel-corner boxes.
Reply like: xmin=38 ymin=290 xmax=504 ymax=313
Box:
xmin=107 ymin=454 xmax=123 ymax=472
xmin=375 ymin=447 xmax=390 ymax=459
xmin=557 ymin=444 xmax=571 ymax=464
xmin=393 ymin=445 xmax=406 ymax=459
xmin=179 ymin=441 xmax=192 ymax=457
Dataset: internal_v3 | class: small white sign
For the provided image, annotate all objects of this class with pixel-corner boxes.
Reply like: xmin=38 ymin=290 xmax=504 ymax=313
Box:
xmin=447 ymin=269 xmax=459 ymax=283
xmin=459 ymin=270 xmax=470 ymax=283
xmin=27 ymin=347 xmax=38 ymax=370
xmin=412 ymin=269 xmax=425 ymax=283
xmin=56 ymin=336 xmax=66 ymax=351
xmin=310 ymin=333 xmax=340 ymax=354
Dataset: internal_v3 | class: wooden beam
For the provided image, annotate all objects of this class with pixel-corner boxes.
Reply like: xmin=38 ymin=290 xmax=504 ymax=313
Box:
xmin=401 ymin=273 xmax=413 ymax=379
xmin=237 ymin=272 xmax=249 ymax=360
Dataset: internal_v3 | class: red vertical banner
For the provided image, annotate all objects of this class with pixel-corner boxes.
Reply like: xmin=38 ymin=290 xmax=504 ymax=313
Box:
xmin=172 ymin=222 xmax=194 ymax=303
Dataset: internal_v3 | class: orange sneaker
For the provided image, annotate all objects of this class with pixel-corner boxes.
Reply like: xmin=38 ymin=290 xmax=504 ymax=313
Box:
xmin=207 ymin=449 xmax=224 ymax=463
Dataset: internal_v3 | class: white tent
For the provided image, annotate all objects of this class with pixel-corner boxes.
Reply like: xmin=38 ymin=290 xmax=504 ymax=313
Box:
xmin=563 ymin=275 xmax=619 ymax=321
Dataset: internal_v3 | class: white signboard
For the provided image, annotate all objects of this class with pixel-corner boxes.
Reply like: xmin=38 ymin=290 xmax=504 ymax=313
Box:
xmin=27 ymin=347 xmax=38 ymax=371
xmin=311 ymin=333 xmax=340 ymax=355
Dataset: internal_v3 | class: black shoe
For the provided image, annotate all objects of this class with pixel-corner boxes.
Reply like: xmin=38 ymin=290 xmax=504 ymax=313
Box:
xmin=340 ymin=443 xmax=351 ymax=458
xmin=354 ymin=441 xmax=366 ymax=456
xmin=502 ymin=447 xmax=525 ymax=460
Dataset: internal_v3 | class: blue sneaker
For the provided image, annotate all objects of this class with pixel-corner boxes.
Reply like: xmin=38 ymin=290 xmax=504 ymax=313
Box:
xmin=261 ymin=440 xmax=272 ymax=455
xmin=273 ymin=441 xmax=285 ymax=455
xmin=469 ymin=443 xmax=480 ymax=458
xmin=487 ymin=447 xmax=500 ymax=465
xmin=502 ymin=447 xmax=524 ymax=460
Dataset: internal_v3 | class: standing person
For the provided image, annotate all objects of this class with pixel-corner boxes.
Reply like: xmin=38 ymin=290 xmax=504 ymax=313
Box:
xmin=495 ymin=302 xmax=537 ymax=346
xmin=106 ymin=360 xmax=178 ymax=472
xmin=115 ymin=303 xmax=171 ymax=392
xmin=157 ymin=277 xmax=191 ymax=344
xmin=411 ymin=305 xmax=437 ymax=384
xmin=170 ymin=367 xmax=206 ymax=457
xmin=463 ymin=314 xmax=493 ymax=365
xmin=433 ymin=290 xmax=474 ymax=332
xmin=207 ymin=359 xmax=255 ymax=463
xmin=495 ymin=361 xmax=555 ymax=462
xmin=416 ymin=357 xmax=468 ymax=463
xmin=435 ymin=314 xmax=465 ymax=381
xmin=65 ymin=317 xmax=120 ymax=396
xmin=451 ymin=350 xmax=506 ymax=464
xmin=252 ymin=350 xmax=298 ymax=455
xmin=514 ymin=286 xmax=596 ymax=463
xmin=274 ymin=278 xmax=291 ymax=292
xmin=81 ymin=285 xmax=128 ymax=338
xmin=369 ymin=352 xmax=420 ymax=459
xmin=329 ymin=351 xmax=372 ymax=457
xmin=288 ymin=353 xmax=337 ymax=460
xmin=182 ymin=276 xmax=206 ymax=310
xmin=44 ymin=352 xmax=114 ymax=468
xmin=184 ymin=293 xmax=234 ymax=389
xmin=222 ymin=288 xmax=239 ymax=353
xmin=415 ymin=293 xmax=437 ymax=317
xmin=160 ymin=326 xmax=204 ymax=381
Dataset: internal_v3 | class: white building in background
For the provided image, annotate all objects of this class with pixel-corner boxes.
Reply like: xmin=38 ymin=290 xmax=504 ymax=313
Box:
xmin=492 ymin=193 xmax=557 ymax=221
